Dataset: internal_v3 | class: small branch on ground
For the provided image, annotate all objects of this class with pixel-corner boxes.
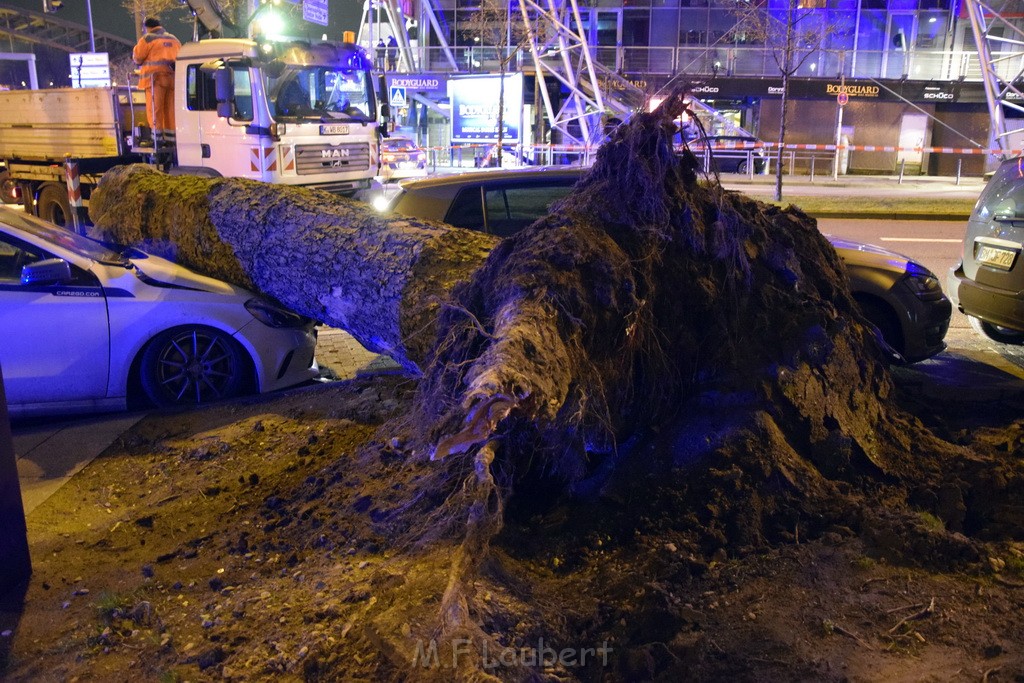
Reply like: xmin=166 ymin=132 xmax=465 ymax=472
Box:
xmin=887 ymin=597 xmax=936 ymax=634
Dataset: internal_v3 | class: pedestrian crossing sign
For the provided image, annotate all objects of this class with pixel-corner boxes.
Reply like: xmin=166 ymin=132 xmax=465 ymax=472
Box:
xmin=390 ymin=86 xmax=407 ymax=107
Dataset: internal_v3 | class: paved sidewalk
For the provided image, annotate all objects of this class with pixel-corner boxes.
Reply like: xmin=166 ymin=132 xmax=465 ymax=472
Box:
xmin=371 ymin=167 xmax=987 ymax=219
xmin=724 ymin=173 xmax=985 ymax=197
xmin=14 ymin=413 xmax=144 ymax=514
xmin=315 ymin=326 xmax=399 ymax=379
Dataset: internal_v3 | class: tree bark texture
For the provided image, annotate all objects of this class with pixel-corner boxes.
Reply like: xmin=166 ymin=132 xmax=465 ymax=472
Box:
xmin=88 ymin=167 xmax=499 ymax=374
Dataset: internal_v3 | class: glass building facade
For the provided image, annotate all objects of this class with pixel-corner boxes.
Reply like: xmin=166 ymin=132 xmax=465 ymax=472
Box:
xmin=384 ymin=0 xmax=1022 ymax=174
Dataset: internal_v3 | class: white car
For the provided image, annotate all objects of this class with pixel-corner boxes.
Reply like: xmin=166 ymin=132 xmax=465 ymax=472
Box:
xmin=0 ymin=207 xmax=319 ymax=417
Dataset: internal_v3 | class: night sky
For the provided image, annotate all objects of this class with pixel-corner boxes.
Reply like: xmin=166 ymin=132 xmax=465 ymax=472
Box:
xmin=2 ymin=0 xmax=365 ymax=87
xmin=2 ymin=0 xmax=364 ymax=45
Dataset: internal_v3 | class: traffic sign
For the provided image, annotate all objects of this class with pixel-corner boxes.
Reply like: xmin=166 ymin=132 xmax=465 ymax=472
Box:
xmin=390 ymin=86 xmax=407 ymax=107
xmin=69 ymin=52 xmax=110 ymax=88
xmin=303 ymin=0 xmax=328 ymax=26
xmin=837 ymin=91 xmax=849 ymax=106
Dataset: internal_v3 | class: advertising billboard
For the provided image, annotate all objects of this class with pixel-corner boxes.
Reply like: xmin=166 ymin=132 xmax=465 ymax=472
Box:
xmin=450 ymin=73 xmax=523 ymax=144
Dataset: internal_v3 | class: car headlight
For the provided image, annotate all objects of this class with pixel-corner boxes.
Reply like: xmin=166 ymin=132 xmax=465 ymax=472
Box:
xmin=902 ymin=262 xmax=943 ymax=299
xmin=244 ymin=298 xmax=309 ymax=328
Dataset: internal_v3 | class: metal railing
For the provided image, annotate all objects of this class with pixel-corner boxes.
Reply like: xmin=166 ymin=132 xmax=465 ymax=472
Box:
xmin=415 ymin=140 xmax=1006 ymax=177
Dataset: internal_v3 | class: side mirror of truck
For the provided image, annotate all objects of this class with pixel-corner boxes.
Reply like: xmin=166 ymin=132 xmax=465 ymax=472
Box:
xmin=213 ymin=68 xmax=236 ymax=119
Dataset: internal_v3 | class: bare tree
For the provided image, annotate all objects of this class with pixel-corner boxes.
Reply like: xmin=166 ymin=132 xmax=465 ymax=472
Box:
xmin=729 ymin=0 xmax=840 ymax=201
xmin=121 ymin=0 xmax=247 ymax=39
xmin=462 ymin=0 xmax=529 ymax=167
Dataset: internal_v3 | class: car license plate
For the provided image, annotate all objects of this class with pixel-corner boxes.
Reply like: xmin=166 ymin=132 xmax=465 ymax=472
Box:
xmin=977 ymin=244 xmax=1017 ymax=270
xmin=320 ymin=124 xmax=349 ymax=135
xmin=399 ymin=161 xmax=414 ymax=168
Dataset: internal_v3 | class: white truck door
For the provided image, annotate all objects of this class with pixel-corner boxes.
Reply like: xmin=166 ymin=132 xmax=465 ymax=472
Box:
xmin=181 ymin=64 xmax=266 ymax=179
xmin=177 ymin=64 xmax=209 ymax=167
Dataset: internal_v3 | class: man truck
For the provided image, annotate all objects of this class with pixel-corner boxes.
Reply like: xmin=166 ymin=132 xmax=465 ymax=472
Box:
xmin=0 ymin=37 xmax=385 ymax=226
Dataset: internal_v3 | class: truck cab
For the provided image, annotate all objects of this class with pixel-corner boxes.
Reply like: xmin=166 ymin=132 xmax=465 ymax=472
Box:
xmin=175 ymin=38 xmax=380 ymax=194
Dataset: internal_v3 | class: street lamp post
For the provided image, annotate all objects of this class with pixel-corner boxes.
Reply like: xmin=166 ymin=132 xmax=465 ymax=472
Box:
xmin=86 ymin=0 xmax=95 ymax=52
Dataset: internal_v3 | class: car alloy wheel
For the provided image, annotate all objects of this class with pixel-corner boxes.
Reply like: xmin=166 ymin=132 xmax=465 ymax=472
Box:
xmin=140 ymin=326 xmax=249 ymax=407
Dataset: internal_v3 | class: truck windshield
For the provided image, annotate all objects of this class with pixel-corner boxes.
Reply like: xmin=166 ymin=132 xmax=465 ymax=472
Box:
xmin=268 ymin=67 xmax=373 ymax=122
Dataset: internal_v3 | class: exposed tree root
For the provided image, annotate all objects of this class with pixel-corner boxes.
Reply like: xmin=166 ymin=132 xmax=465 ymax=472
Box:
xmin=85 ymin=89 xmax=1024 ymax=680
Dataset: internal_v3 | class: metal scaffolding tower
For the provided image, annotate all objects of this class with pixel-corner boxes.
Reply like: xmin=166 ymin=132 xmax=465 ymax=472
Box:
xmin=355 ymin=0 xmax=757 ymax=152
xmin=965 ymin=0 xmax=1024 ymax=157
xmin=516 ymin=0 xmax=644 ymax=149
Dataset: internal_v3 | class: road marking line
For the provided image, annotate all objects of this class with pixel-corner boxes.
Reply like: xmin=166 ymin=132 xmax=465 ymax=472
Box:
xmin=879 ymin=237 xmax=962 ymax=243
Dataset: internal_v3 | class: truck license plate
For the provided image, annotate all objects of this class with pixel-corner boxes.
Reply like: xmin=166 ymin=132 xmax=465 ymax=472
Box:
xmin=320 ymin=124 xmax=350 ymax=135
xmin=977 ymin=244 xmax=1017 ymax=270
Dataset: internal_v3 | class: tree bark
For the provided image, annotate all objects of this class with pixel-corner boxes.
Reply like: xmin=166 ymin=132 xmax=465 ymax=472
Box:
xmin=88 ymin=167 xmax=498 ymax=374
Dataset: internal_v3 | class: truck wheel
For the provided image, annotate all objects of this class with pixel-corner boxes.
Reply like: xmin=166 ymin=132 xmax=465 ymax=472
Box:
xmin=37 ymin=184 xmax=72 ymax=227
xmin=0 ymin=170 xmax=18 ymax=204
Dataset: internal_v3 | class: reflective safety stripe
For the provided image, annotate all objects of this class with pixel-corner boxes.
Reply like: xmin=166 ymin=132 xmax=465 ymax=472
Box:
xmin=250 ymin=147 xmax=277 ymax=174
xmin=281 ymin=145 xmax=295 ymax=172
xmin=64 ymin=160 xmax=82 ymax=208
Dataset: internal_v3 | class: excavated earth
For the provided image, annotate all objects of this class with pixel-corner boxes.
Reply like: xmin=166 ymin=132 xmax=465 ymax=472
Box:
xmin=2 ymin=371 xmax=1024 ymax=682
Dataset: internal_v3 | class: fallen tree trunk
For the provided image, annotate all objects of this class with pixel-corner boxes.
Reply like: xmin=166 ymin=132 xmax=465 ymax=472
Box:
xmin=89 ymin=168 xmax=498 ymax=373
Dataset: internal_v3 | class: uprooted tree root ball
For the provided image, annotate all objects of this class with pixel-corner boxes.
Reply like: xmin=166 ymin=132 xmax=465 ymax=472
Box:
xmin=63 ymin=91 xmax=1024 ymax=680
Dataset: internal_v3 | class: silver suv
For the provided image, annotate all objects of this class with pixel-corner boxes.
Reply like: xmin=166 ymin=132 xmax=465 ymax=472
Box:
xmin=949 ymin=157 xmax=1024 ymax=343
xmin=386 ymin=167 xmax=951 ymax=362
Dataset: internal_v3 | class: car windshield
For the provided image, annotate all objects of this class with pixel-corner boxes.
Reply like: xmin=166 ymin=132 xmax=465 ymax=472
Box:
xmin=695 ymin=136 xmax=758 ymax=146
xmin=1 ymin=210 xmax=125 ymax=265
xmin=384 ymin=138 xmax=419 ymax=151
xmin=975 ymin=157 xmax=1024 ymax=222
xmin=268 ymin=66 xmax=373 ymax=122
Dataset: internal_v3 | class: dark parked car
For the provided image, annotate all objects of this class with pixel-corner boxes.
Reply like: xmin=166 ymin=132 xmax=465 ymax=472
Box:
xmin=386 ymin=167 xmax=951 ymax=362
xmin=949 ymin=156 xmax=1024 ymax=343
xmin=686 ymin=135 xmax=768 ymax=175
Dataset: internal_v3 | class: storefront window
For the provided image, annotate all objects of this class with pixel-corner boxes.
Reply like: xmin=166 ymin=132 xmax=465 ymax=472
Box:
xmin=623 ymin=10 xmax=651 ymax=46
xmin=916 ymin=11 xmax=948 ymax=49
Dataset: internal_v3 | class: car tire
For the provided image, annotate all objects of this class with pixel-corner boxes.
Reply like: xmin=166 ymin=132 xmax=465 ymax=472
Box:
xmin=737 ymin=160 xmax=748 ymax=174
xmin=37 ymin=184 xmax=71 ymax=227
xmin=856 ymin=297 xmax=904 ymax=356
xmin=969 ymin=316 xmax=1024 ymax=345
xmin=139 ymin=326 xmax=252 ymax=408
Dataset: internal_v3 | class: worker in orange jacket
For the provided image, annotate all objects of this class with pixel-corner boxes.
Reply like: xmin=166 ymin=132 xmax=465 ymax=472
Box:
xmin=133 ymin=17 xmax=181 ymax=146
